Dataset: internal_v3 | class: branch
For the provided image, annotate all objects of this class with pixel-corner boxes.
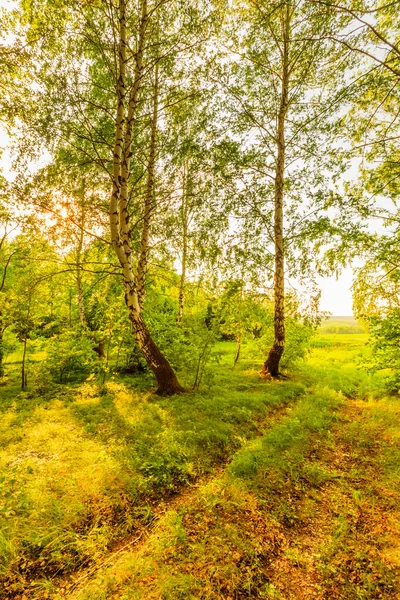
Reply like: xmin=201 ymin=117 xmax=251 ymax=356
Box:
xmin=0 ymin=250 xmax=18 ymax=292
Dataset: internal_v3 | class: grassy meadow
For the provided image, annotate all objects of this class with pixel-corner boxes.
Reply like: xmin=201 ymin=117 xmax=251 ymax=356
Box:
xmin=0 ymin=320 xmax=399 ymax=599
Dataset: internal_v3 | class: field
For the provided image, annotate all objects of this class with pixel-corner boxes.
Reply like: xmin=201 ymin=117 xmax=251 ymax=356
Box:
xmin=319 ymin=316 xmax=366 ymax=335
xmin=0 ymin=329 xmax=399 ymax=599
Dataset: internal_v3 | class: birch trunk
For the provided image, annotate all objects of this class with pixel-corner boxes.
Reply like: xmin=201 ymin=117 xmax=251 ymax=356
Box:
xmin=177 ymin=162 xmax=188 ymax=324
xmin=233 ymin=332 xmax=241 ymax=368
xmin=136 ymin=63 xmax=159 ymax=311
xmin=262 ymin=5 xmax=290 ymax=378
xmin=21 ymin=335 xmax=27 ymax=391
xmin=76 ymin=205 xmax=86 ymax=326
xmin=177 ymin=237 xmax=187 ymax=324
xmin=110 ymin=0 xmax=183 ymax=394
xmin=0 ymin=312 xmax=4 ymax=377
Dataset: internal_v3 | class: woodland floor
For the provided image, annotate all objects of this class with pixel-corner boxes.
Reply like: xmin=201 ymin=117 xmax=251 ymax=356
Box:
xmin=1 ymin=334 xmax=400 ymax=599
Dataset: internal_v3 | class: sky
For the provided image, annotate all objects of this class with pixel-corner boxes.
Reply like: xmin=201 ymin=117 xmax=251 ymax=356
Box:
xmin=317 ymin=270 xmax=354 ymax=316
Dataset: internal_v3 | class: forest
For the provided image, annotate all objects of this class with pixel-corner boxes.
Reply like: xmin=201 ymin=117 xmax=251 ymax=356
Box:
xmin=0 ymin=0 xmax=400 ymax=598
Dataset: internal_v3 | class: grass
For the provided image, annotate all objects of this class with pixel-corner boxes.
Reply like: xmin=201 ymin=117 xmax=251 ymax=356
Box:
xmin=0 ymin=341 xmax=303 ymax=598
xmin=0 ymin=333 xmax=399 ymax=599
xmin=314 ymin=395 xmax=400 ymax=599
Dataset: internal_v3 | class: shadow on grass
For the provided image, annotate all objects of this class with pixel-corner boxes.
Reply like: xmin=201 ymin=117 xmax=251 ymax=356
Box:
xmin=65 ymin=360 xmax=305 ymax=500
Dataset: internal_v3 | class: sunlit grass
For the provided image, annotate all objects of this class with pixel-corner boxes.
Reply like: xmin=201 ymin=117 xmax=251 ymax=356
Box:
xmin=0 ymin=341 xmax=304 ymax=596
xmin=65 ymin=333 xmax=399 ymax=600
xmin=1 ymin=332 xmax=399 ymax=599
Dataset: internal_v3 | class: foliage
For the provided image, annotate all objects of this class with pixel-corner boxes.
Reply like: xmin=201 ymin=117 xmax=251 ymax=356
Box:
xmin=44 ymin=331 xmax=97 ymax=384
xmin=0 ymin=333 xmax=17 ymax=363
xmin=363 ymin=310 xmax=400 ymax=392
xmin=255 ymin=314 xmax=316 ymax=370
xmin=218 ymin=280 xmax=269 ymax=341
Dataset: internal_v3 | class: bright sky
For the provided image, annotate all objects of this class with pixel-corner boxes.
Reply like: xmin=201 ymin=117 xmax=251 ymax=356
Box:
xmin=317 ymin=270 xmax=354 ymax=316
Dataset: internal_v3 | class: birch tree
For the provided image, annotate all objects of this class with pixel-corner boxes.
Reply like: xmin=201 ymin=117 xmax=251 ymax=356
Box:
xmin=218 ymin=0 xmax=344 ymax=376
xmin=108 ymin=0 xmax=184 ymax=394
xmin=8 ymin=0 xmax=217 ymax=393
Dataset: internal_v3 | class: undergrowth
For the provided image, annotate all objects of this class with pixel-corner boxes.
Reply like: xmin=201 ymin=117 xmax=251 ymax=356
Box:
xmin=1 ymin=336 xmax=399 ymax=599
xmin=0 ymin=342 xmax=302 ymax=598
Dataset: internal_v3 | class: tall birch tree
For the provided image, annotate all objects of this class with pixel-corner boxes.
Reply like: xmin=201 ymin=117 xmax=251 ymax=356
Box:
xmin=218 ymin=0 xmax=344 ymax=376
xmin=7 ymin=0 xmax=217 ymax=393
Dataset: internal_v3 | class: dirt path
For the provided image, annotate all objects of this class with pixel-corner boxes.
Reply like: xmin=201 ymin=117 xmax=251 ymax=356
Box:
xmin=262 ymin=398 xmax=400 ymax=599
xmin=55 ymin=395 xmax=400 ymax=600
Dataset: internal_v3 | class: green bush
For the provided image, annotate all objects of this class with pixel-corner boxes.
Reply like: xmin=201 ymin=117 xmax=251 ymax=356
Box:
xmin=257 ymin=316 xmax=315 ymax=369
xmin=144 ymin=292 xmax=220 ymax=389
xmin=44 ymin=332 xmax=97 ymax=383
xmin=364 ymin=310 xmax=400 ymax=392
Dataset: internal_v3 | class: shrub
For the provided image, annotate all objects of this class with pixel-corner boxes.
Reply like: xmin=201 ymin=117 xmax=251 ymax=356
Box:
xmin=257 ymin=316 xmax=315 ymax=369
xmin=364 ymin=309 xmax=400 ymax=392
xmin=144 ymin=295 xmax=220 ymax=389
xmin=44 ymin=332 xmax=97 ymax=383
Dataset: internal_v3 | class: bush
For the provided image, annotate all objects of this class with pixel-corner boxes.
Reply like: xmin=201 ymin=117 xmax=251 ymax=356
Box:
xmin=143 ymin=291 xmax=220 ymax=389
xmin=30 ymin=362 xmax=57 ymax=395
xmin=44 ymin=332 xmax=97 ymax=383
xmin=257 ymin=316 xmax=315 ymax=369
xmin=168 ymin=314 xmax=220 ymax=390
xmin=364 ymin=310 xmax=400 ymax=392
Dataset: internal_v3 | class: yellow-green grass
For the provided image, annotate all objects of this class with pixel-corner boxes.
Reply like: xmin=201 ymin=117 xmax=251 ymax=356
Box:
xmin=65 ymin=335 xmax=399 ymax=600
xmin=1 ymin=332 xmax=398 ymax=599
xmin=311 ymin=333 xmax=368 ymax=351
xmin=0 ymin=342 xmax=304 ymax=598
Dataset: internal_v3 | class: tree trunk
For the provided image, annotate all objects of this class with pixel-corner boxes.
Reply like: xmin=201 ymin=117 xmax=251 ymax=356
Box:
xmin=115 ymin=337 xmax=123 ymax=371
xmin=93 ymin=339 xmax=106 ymax=358
xmin=21 ymin=335 xmax=27 ymax=391
xmin=233 ymin=332 xmax=241 ymax=368
xmin=177 ymin=162 xmax=188 ymax=324
xmin=76 ymin=257 xmax=86 ymax=326
xmin=136 ymin=63 xmax=159 ymax=311
xmin=177 ymin=242 xmax=187 ymax=324
xmin=68 ymin=289 xmax=72 ymax=327
xmin=0 ymin=249 xmax=16 ymax=378
xmin=126 ymin=281 xmax=183 ymax=393
xmin=76 ymin=204 xmax=87 ymax=326
xmin=262 ymin=5 xmax=290 ymax=378
xmin=0 ymin=312 xmax=4 ymax=378
xmin=110 ymin=0 xmax=183 ymax=395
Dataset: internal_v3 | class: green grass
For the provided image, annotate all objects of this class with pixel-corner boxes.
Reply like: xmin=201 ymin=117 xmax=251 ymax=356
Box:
xmin=0 ymin=342 xmax=303 ymax=598
xmin=311 ymin=332 xmax=368 ymax=346
xmin=1 ymin=332 xmax=399 ymax=599
xmin=67 ymin=332 xmax=399 ymax=600
xmin=72 ymin=383 xmax=343 ymax=600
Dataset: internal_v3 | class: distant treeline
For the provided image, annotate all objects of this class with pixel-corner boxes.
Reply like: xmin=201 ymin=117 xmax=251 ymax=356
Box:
xmin=322 ymin=326 xmax=364 ymax=334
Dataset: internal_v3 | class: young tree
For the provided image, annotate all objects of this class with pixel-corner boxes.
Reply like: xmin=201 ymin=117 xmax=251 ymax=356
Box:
xmin=219 ymin=279 xmax=267 ymax=367
xmin=217 ymin=0 xmax=344 ymax=376
xmin=7 ymin=0 xmax=217 ymax=393
xmin=0 ymin=212 xmax=17 ymax=377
